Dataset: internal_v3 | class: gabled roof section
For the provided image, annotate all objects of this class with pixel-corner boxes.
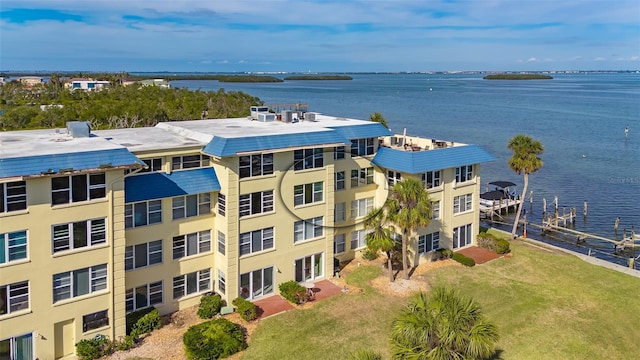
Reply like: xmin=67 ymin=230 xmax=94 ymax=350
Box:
xmin=203 ymin=131 xmax=347 ymax=157
xmin=327 ymin=122 xmax=392 ymax=139
xmin=372 ymin=145 xmax=496 ymax=174
xmin=125 ymin=168 xmax=220 ymax=203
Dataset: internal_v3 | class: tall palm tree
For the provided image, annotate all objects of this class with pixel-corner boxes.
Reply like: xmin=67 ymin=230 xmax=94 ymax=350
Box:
xmin=387 ymin=177 xmax=432 ymax=280
xmin=364 ymin=208 xmax=396 ymax=282
xmin=369 ymin=112 xmax=389 ymax=129
xmin=391 ymin=286 xmax=499 ymax=360
xmin=507 ymin=134 xmax=544 ymax=238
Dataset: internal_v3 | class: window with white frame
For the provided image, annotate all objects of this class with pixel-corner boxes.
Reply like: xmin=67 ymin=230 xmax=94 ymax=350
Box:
xmin=431 ymin=201 xmax=440 ymax=220
xmin=173 ymin=269 xmax=210 ymax=299
xmin=52 ymin=218 xmax=106 ymax=253
xmin=453 ymin=224 xmax=473 ymax=249
xmin=239 ymin=153 xmax=273 ymax=178
xmin=239 ymin=266 xmax=274 ymax=300
xmin=350 ymin=138 xmax=375 ymax=156
xmin=351 ymin=198 xmax=374 ymax=219
xmin=125 ymin=200 xmax=162 ymax=228
xmin=0 ymin=230 xmax=27 ymax=264
xmin=239 ymin=227 xmax=274 ymax=255
xmin=217 ymin=193 xmax=226 ymax=216
xmin=387 ymin=171 xmax=401 ymax=187
xmin=125 ymin=240 xmax=162 ymax=270
xmin=294 ymin=217 xmax=324 ymax=242
xmin=335 ymin=171 xmax=346 ymax=191
xmin=53 ymin=264 xmax=107 ymax=303
xmin=0 ymin=281 xmax=29 ymax=315
xmin=294 ymin=182 xmax=323 ymax=206
xmin=217 ymin=269 xmax=226 ymax=295
xmin=140 ymin=158 xmax=163 ymax=173
xmin=334 ymin=234 xmax=346 ymax=254
xmin=172 ymin=193 xmax=211 ymax=220
xmin=350 ymin=229 xmax=370 ymax=250
xmin=334 ymin=146 xmax=346 ymax=160
xmin=295 ymin=253 xmax=323 ymax=282
xmin=217 ymin=231 xmax=226 ymax=255
xmin=418 ymin=232 xmax=440 ymax=253
xmin=83 ymin=309 xmax=109 ymax=332
xmin=334 ymin=202 xmax=346 ymax=222
xmin=125 ymin=281 xmax=163 ymax=313
xmin=171 ymin=154 xmax=209 ymax=171
xmin=239 ymin=190 xmax=274 ymax=217
xmin=453 ymin=193 xmax=473 ymax=214
xmin=172 ymin=230 xmax=211 ymax=259
xmin=51 ymin=173 xmax=106 ymax=205
xmin=1 ymin=181 xmax=27 ymax=213
xmin=455 ymin=165 xmax=474 ymax=183
xmin=0 ymin=333 xmax=33 ymax=360
xmin=422 ymin=170 xmax=441 ymax=189
xmin=294 ymin=148 xmax=324 ymax=170
xmin=351 ymin=167 xmax=374 ymax=187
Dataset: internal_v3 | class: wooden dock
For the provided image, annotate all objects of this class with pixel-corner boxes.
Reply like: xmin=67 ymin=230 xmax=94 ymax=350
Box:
xmin=479 ymin=197 xmax=522 ymax=220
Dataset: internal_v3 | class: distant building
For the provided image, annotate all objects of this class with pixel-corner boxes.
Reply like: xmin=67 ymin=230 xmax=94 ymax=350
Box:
xmin=139 ymin=78 xmax=171 ymax=88
xmin=65 ymin=78 xmax=111 ymax=91
xmin=17 ymin=76 xmax=44 ymax=88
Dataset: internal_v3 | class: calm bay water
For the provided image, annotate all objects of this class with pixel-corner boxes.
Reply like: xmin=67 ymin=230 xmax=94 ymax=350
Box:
xmin=173 ymin=73 xmax=640 ymax=260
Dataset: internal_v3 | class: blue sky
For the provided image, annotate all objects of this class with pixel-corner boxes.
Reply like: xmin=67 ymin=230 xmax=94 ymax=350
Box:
xmin=1 ymin=0 xmax=638 ymax=72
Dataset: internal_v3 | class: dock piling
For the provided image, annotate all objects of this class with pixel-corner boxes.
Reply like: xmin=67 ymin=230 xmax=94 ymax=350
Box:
xmin=583 ymin=200 xmax=588 ymax=217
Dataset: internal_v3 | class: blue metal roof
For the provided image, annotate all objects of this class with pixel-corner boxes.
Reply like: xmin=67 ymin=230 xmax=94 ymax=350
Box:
xmin=202 ymin=131 xmax=347 ymax=157
xmin=328 ymin=122 xmax=392 ymax=139
xmin=125 ymin=167 xmax=220 ymax=203
xmin=372 ymin=145 xmax=496 ymax=174
xmin=0 ymin=148 xmax=144 ymax=179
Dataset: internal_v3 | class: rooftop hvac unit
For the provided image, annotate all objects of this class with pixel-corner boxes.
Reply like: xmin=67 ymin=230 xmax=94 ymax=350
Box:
xmin=66 ymin=121 xmax=90 ymax=138
xmin=258 ymin=113 xmax=276 ymax=122
xmin=304 ymin=112 xmax=316 ymax=122
xmin=250 ymin=106 xmax=270 ymax=120
xmin=281 ymin=110 xmax=293 ymax=123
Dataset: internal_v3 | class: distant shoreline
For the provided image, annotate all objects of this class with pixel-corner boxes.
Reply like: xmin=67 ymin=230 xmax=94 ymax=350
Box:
xmin=483 ymin=74 xmax=554 ymax=80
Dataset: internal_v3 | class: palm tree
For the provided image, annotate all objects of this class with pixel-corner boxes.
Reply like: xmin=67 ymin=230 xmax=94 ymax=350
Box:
xmin=364 ymin=208 xmax=396 ymax=282
xmin=391 ymin=286 xmax=499 ymax=360
xmin=387 ymin=177 xmax=432 ymax=280
xmin=369 ymin=112 xmax=389 ymax=128
xmin=507 ymin=134 xmax=544 ymax=238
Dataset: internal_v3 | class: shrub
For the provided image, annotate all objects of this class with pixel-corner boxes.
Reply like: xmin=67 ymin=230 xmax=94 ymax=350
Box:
xmin=278 ymin=280 xmax=307 ymax=304
xmin=198 ymin=293 xmax=224 ymax=319
xmin=232 ymin=297 xmax=257 ymax=322
xmin=76 ymin=335 xmax=114 ymax=360
xmin=436 ymin=248 xmax=453 ymax=260
xmin=183 ymin=318 xmax=245 ymax=360
xmin=494 ymin=237 xmax=511 ymax=254
xmin=477 ymin=232 xmax=511 ymax=254
xmin=116 ymin=335 xmax=136 ymax=351
xmin=348 ymin=349 xmax=383 ymax=360
xmin=361 ymin=247 xmax=379 ymax=260
xmin=126 ymin=307 xmax=157 ymax=335
xmin=452 ymin=252 xmax=476 ymax=267
xmin=130 ymin=308 xmax=161 ymax=338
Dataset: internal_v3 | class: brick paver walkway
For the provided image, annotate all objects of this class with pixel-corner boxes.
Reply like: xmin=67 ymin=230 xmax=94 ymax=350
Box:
xmin=253 ymin=279 xmax=343 ymax=319
xmin=456 ymin=246 xmax=501 ymax=264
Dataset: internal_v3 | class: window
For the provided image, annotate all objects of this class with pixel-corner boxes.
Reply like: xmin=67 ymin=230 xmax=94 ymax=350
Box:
xmin=172 ymin=193 xmax=211 ymax=220
xmin=455 ymin=165 xmax=474 ymax=183
xmin=334 ymin=146 xmax=345 ymax=160
xmin=1 ymin=181 xmax=27 ymax=213
xmin=217 ymin=193 xmax=226 ymax=216
xmin=294 ymin=148 xmax=323 ymax=170
xmin=239 ymin=190 xmax=274 ymax=217
xmin=52 ymin=218 xmax=106 ymax=253
xmin=418 ymin=232 xmax=440 ymax=253
xmin=431 ymin=201 xmax=440 ymax=220
xmin=217 ymin=269 xmax=226 ymax=295
xmin=83 ymin=309 xmax=109 ymax=332
xmin=294 ymin=182 xmax=323 ymax=206
xmin=217 ymin=231 xmax=226 ymax=255
xmin=0 ymin=230 xmax=27 ymax=264
xmin=51 ymin=173 xmax=106 ymax=205
xmin=0 ymin=333 xmax=33 ymax=360
xmin=126 ymin=281 xmax=163 ymax=313
xmin=125 ymin=240 xmax=162 ymax=270
xmin=387 ymin=171 xmax=401 ymax=187
xmin=350 ymin=138 xmax=375 ymax=156
xmin=125 ymin=200 xmax=162 ymax=228
xmin=334 ymin=234 xmax=346 ymax=254
xmin=171 ymin=154 xmax=209 ymax=171
xmin=239 ymin=153 xmax=273 ymax=178
xmin=295 ymin=253 xmax=323 ymax=282
xmin=335 ymin=171 xmax=346 ymax=191
xmin=334 ymin=202 xmax=346 ymax=222
xmin=351 ymin=198 xmax=374 ymax=219
xmin=454 ymin=193 xmax=473 ymax=214
xmin=172 ymin=230 xmax=211 ymax=259
xmin=173 ymin=269 xmax=210 ymax=299
xmin=140 ymin=158 xmax=163 ymax=173
xmin=53 ymin=264 xmax=107 ymax=303
xmin=239 ymin=227 xmax=274 ymax=256
xmin=422 ymin=170 xmax=441 ymax=189
xmin=294 ymin=217 xmax=324 ymax=242
xmin=239 ymin=266 xmax=273 ymax=300
xmin=0 ymin=281 xmax=29 ymax=315
xmin=350 ymin=229 xmax=370 ymax=250
xmin=453 ymin=224 xmax=473 ymax=249
xmin=351 ymin=168 xmax=374 ymax=187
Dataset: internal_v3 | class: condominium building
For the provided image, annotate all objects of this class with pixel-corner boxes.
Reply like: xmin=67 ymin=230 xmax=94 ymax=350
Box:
xmin=0 ymin=108 xmax=494 ymax=359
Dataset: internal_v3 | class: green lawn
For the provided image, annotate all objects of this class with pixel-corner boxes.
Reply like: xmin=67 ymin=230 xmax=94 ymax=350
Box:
xmin=240 ymin=241 xmax=640 ymax=359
